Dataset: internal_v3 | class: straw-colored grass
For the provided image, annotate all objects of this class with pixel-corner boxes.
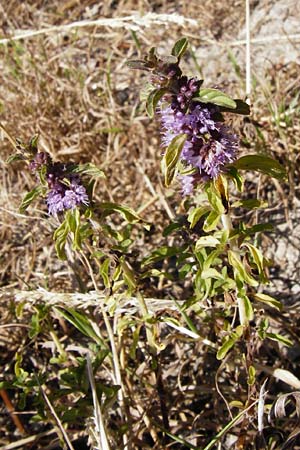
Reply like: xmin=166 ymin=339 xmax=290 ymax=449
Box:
xmin=1 ymin=1 xmax=300 ymax=449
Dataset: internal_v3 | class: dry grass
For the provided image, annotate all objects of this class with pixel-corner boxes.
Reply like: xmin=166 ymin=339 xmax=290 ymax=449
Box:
xmin=1 ymin=1 xmax=300 ymax=449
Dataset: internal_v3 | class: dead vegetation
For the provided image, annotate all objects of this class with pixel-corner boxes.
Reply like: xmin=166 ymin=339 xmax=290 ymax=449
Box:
xmin=1 ymin=1 xmax=300 ymax=449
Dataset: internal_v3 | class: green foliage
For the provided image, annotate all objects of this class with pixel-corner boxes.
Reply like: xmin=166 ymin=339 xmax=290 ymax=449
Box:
xmin=194 ymin=88 xmax=237 ymax=109
xmin=72 ymin=162 xmax=106 ymax=179
xmin=188 ymin=205 xmax=210 ymax=228
xmin=146 ymin=87 xmax=168 ymax=118
xmin=253 ymin=292 xmax=282 ymax=311
xmin=161 ymin=133 xmax=187 ymax=186
xmin=233 ymin=154 xmax=286 ymax=179
xmin=54 ymin=307 xmax=105 ymax=346
xmin=96 ymin=202 xmax=145 ymax=224
xmin=217 ymin=325 xmax=244 ymax=360
xmin=19 ymin=185 xmax=47 ymax=213
xmin=171 ymin=37 xmax=189 ymax=59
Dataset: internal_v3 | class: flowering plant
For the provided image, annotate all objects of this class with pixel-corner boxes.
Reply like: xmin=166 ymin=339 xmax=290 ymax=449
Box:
xmin=129 ymin=38 xmax=287 ymax=350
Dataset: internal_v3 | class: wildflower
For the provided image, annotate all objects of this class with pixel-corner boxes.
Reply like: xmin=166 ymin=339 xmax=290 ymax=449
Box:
xmin=46 ymin=180 xmax=89 ymax=215
xmin=30 ymin=153 xmax=89 ymax=215
xmin=46 ymin=164 xmax=89 ymax=215
xmin=160 ymin=94 xmax=238 ymax=193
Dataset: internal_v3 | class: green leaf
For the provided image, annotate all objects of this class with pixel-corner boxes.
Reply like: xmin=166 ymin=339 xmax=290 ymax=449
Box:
xmin=243 ymin=243 xmax=268 ymax=282
xmin=162 ymin=133 xmax=187 ymax=186
xmin=73 ymin=163 xmax=105 ymax=178
xmin=55 ymin=308 xmax=104 ymax=346
xmin=6 ymin=153 xmax=25 ymax=164
xmin=232 ymin=199 xmax=267 ymax=209
xmin=233 ymin=155 xmax=286 ymax=179
xmin=228 ymin=250 xmax=258 ymax=286
xmin=206 ymin=184 xmax=225 ymax=214
xmin=202 ymin=249 xmax=222 ymax=271
xmin=217 ymin=326 xmax=244 ymax=360
xmin=140 ymin=82 xmax=156 ymax=103
xmin=97 ymin=202 xmax=143 ymax=223
xmin=242 ymin=223 xmax=273 ymax=235
xmin=266 ymin=332 xmax=293 ymax=347
xmin=65 ymin=208 xmax=82 ymax=251
xmin=99 ymin=258 xmax=111 ymax=288
xmin=142 ymin=245 xmax=186 ymax=267
xmin=53 ymin=218 xmax=69 ymax=259
xmin=19 ymin=186 xmax=45 ymax=213
xmin=163 ymin=221 xmax=182 ymax=236
xmin=219 ymin=99 xmax=250 ymax=115
xmin=203 ymin=210 xmax=220 ymax=232
xmin=238 ymin=293 xmax=254 ymax=322
xmin=195 ymin=236 xmax=220 ymax=250
xmin=121 ymin=259 xmax=137 ymax=292
xmin=188 ymin=206 xmax=210 ymax=228
xmin=146 ymin=88 xmax=168 ymax=118
xmin=201 ymin=268 xmax=223 ymax=280
xmin=253 ymin=293 xmax=282 ymax=311
xmin=247 ymin=365 xmax=256 ymax=385
xmin=194 ymin=88 xmax=237 ymax=109
xmin=226 ymin=167 xmax=244 ymax=192
xmin=29 ymin=133 xmax=39 ymax=151
xmin=171 ymin=37 xmax=189 ymax=59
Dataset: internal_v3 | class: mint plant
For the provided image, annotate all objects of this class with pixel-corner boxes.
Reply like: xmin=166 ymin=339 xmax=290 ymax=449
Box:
xmin=128 ymin=38 xmax=287 ymax=348
xmin=0 ymin=37 xmax=292 ymax=449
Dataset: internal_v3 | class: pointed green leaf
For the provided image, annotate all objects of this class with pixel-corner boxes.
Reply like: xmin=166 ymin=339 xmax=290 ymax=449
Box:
xmin=6 ymin=153 xmax=25 ymax=164
xmin=219 ymin=99 xmax=250 ymax=115
xmin=232 ymin=199 xmax=267 ymax=209
xmin=203 ymin=210 xmax=220 ymax=232
xmin=53 ymin=219 xmax=69 ymax=259
xmin=99 ymin=258 xmax=111 ymax=289
xmin=226 ymin=167 xmax=244 ymax=192
xmin=243 ymin=223 xmax=273 ymax=235
xmin=142 ymin=245 xmax=186 ymax=267
xmin=121 ymin=259 xmax=137 ymax=291
xmin=194 ymin=88 xmax=237 ymax=109
xmin=206 ymin=184 xmax=225 ymax=214
xmin=97 ymin=202 xmax=143 ymax=223
xmin=29 ymin=133 xmax=39 ymax=151
xmin=228 ymin=250 xmax=258 ymax=286
xmin=238 ymin=293 xmax=254 ymax=322
xmin=171 ymin=37 xmax=189 ymax=59
xmin=266 ymin=332 xmax=293 ymax=347
xmin=162 ymin=133 xmax=187 ymax=186
xmin=243 ymin=243 xmax=268 ymax=282
xmin=55 ymin=308 xmax=104 ymax=345
xmin=247 ymin=365 xmax=256 ymax=385
xmin=217 ymin=326 xmax=243 ymax=360
xmin=233 ymin=155 xmax=286 ymax=179
xmin=195 ymin=236 xmax=220 ymax=250
xmin=19 ymin=186 xmax=45 ymax=213
xmin=65 ymin=208 xmax=82 ymax=251
xmin=73 ymin=163 xmax=105 ymax=179
xmin=188 ymin=205 xmax=210 ymax=228
xmin=253 ymin=293 xmax=282 ymax=311
xmin=201 ymin=268 xmax=223 ymax=279
xmin=140 ymin=82 xmax=156 ymax=102
xmin=146 ymin=88 xmax=168 ymax=118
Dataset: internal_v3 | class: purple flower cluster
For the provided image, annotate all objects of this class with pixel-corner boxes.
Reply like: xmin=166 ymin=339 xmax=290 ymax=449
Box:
xmin=160 ymin=78 xmax=239 ymax=194
xmin=30 ymin=153 xmax=89 ymax=215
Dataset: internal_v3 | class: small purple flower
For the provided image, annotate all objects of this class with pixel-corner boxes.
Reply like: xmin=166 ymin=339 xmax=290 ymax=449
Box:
xmin=45 ymin=163 xmax=89 ymax=215
xmin=160 ymin=94 xmax=238 ymax=194
xmin=46 ymin=181 xmax=89 ymax=215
